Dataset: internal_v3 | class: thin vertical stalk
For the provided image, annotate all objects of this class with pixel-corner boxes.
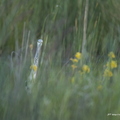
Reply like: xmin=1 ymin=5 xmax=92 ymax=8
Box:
xmin=20 ymin=22 xmax=26 ymax=63
xmin=24 ymin=31 xmax=30 ymax=63
xmin=82 ymin=0 xmax=89 ymax=58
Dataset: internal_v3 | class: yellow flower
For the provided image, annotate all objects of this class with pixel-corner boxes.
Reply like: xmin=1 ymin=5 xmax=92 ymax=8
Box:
xmin=108 ymin=52 xmax=115 ymax=58
xmin=70 ymin=58 xmax=78 ymax=62
xmin=75 ymin=52 xmax=82 ymax=59
xmin=103 ymin=69 xmax=113 ymax=77
xmin=29 ymin=44 xmax=33 ymax=50
xmin=110 ymin=60 xmax=117 ymax=68
xmin=107 ymin=60 xmax=117 ymax=69
xmin=71 ymin=77 xmax=75 ymax=84
xmin=82 ymin=65 xmax=90 ymax=73
xmin=71 ymin=64 xmax=77 ymax=70
xmin=30 ymin=65 xmax=37 ymax=71
xmin=97 ymin=85 xmax=103 ymax=91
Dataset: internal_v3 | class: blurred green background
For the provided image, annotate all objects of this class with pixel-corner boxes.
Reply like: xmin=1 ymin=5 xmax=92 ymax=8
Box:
xmin=0 ymin=0 xmax=120 ymax=120
xmin=1 ymin=0 xmax=120 ymax=56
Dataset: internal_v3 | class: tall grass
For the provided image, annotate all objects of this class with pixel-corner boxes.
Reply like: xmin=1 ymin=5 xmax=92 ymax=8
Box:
xmin=1 ymin=0 xmax=120 ymax=120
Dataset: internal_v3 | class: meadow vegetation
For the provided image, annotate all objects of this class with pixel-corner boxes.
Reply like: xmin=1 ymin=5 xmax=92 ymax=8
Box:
xmin=0 ymin=0 xmax=120 ymax=120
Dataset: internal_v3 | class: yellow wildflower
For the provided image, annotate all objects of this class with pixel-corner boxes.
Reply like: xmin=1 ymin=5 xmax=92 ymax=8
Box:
xmin=110 ymin=60 xmax=117 ymax=69
xmin=71 ymin=77 xmax=75 ymax=84
xmin=30 ymin=65 xmax=37 ymax=71
xmin=104 ymin=69 xmax=113 ymax=77
xmin=107 ymin=60 xmax=117 ymax=69
xmin=29 ymin=44 xmax=33 ymax=50
xmin=70 ymin=58 xmax=78 ymax=62
xmin=108 ymin=52 xmax=115 ymax=58
xmin=82 ymin=65 xmax=90 ymax=73
xmin=75 ymin=52 xmax=82 ymax=59
xmin=71 ymin=64 xmax=77 ymax=70
xmin=97 ymin=85 xmax=103 ymax=91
